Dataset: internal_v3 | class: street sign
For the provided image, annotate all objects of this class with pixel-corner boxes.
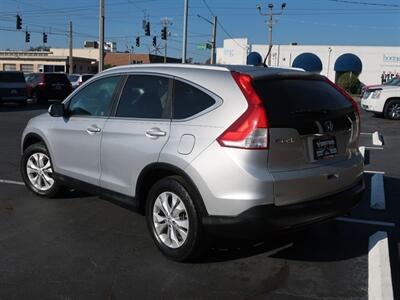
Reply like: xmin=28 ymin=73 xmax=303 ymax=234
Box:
xmin=197 ymin=43 xmax=212 ymax=50
xmin=197 ymin=44 xmax=207 ymax=50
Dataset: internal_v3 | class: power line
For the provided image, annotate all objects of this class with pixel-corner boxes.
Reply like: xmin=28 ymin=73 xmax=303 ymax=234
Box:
xmin=201 ymin=0 xmax=246 ymax=50
xmin=325 ymin=0 xmax=400 ymax=7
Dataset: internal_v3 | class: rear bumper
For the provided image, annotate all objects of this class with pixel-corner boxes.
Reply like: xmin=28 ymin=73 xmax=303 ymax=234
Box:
xmin=202 ymin=178 xmax=365 ymax=238
xmin=0 ymin=96 xmax=27 ymax=102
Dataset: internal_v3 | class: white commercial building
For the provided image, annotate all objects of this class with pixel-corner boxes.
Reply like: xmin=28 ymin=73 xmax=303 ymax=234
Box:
xmin=217 ymin=38 xmax=400 ymax=85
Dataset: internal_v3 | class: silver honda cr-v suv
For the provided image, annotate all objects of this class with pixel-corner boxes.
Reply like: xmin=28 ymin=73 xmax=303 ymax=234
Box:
xmin=21 ymin=64 xmax=364 ymax=261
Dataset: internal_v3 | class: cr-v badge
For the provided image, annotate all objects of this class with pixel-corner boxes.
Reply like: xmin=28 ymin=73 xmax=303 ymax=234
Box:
xmin=275 ymin=137 xmax=295 ymax=144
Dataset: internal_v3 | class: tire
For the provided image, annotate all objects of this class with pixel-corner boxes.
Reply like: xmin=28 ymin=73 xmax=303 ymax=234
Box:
xmin=145 ymin=176 xmax=204 ymax=262
xmin=384 ymin=99 xmax=400 ymax=120
xmin=34 ymin=91 xmax=47 ymax=104
xmin=19 ymin=99 xmax=27 ymax=106
xmin=20 ymin=143 xmax=63 ymax=197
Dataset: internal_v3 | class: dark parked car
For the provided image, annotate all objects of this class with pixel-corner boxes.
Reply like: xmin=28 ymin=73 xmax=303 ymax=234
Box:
xmin=0 ymin=71 xmax=28 ymax=105
xmin=25 ymin=73 xmax=72 ymax=103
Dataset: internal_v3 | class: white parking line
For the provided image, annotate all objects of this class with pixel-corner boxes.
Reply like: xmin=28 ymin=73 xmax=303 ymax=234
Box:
xmin=364 ymin=170 xmax=386 ymax=174
xmin=368 ymin=231 xmax=394 ymax=300
xmin=372 ymin=131 xmax=383 ymax=146
xmin=371 ymin=174 xmax=386 ymax=210
xmin=359 ymin=146 xmax=366 ymax=158
xmin=0 ymin=179 xmax=24 ymax=186
xmin=364 ymin=146 xmax=384 ymax=150
xmin=336 ymin=217 xmax=395 ymax=227
xmin=361 ymin=132 xmax=373 ymax=135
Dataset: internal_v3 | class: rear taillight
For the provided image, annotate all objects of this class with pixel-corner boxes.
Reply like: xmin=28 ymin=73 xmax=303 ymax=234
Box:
xmin=38 ymin=74 xmax=46 ymax=88
xmin=217 ymin=71 xmax=269 ymax=149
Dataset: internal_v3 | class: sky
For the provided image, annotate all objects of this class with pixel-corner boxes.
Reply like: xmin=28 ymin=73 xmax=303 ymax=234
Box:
xmin=0 ymin=0 xmax=399 ymax=62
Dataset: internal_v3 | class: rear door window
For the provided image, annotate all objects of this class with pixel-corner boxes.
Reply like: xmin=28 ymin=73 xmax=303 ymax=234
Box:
xmin=253 ymin=78 xmax=353 ymax=127
xmin=116 ymin=75 xmax=170 ymax=119
xmin=172 ymin=80 xmax=215 ymax=119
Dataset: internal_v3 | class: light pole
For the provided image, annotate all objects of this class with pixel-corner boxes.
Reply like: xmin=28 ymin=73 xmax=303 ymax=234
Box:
xmin=182 ymin=0 xmax=188 ymax=63
xmin=256 ymin=2 xmax=286 ymax=66
xmin=327 ymin=47 xmax=332 ymax=78
xmin=161 ymin=18 xmax=173 ymax=63
xmin=197 ymin=14 xmax=217 ymax=64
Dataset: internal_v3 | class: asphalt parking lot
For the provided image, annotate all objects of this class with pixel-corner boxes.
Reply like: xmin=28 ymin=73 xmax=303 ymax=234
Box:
xmin=0 ymin=100 xmax=399 ymax=300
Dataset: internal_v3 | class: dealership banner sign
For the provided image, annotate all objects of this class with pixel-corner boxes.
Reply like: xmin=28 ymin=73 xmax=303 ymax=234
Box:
xmin=383 ymin=54 xmax=400 ymax=65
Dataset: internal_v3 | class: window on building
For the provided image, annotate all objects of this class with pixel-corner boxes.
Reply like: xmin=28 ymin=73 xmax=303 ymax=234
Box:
xmin=3 ymin=64 xmax=16 ymax=71
xmin=21 ymin=64 xmax=34 ymax=73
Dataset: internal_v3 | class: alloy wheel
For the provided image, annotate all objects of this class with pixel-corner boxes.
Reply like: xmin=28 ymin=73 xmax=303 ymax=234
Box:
xmin=152 ymin=191 xmax=189 ymax=249
xmin=388 ymin=103 xmax=400 ymax=119
xmin=26 ymin=153 xmax=54 ymax=191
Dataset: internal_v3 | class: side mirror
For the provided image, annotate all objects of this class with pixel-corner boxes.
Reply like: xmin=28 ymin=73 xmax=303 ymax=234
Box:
xmin=48 ymin=103 xmax=66 ymax=117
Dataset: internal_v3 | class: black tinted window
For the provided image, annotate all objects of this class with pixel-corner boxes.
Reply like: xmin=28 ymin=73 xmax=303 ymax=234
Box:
xmin=173 ymin=80 xmax=215 ymax=119
xmin=45 ymin=74 xmax=69 ymax=84
xmin=116 ymin=75 xmax=170 ymax=119
xmin=0 ymin=72 xmax=25 ymax=83
xmin=253 ymin=79 xmax=352 ymax=125
xmin=82 ymin=75 xmax=93 ymax=82
xmin=68 ymin=76 xmax=121 ymax=117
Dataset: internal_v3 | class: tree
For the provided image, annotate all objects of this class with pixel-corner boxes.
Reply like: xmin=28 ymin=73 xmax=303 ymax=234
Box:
xmin=337 ymin=72 xmax=362 ymax=95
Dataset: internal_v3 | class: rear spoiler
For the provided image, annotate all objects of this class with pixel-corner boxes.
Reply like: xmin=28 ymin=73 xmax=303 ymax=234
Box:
xmin=252 ymin=71 xmax=326 ymax=82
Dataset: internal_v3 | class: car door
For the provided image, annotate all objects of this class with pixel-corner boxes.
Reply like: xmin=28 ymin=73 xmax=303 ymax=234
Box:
xmin=48 ymin=75 xmax=123 ymax=186
xmin=100 ymin=74 xmax=172 ymax=196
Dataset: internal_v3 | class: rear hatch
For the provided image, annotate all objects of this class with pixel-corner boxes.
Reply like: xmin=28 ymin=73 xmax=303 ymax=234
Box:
xmin=0 ymin=72 xmax=27 ymax=99
xmin=252 ymin=72 xmax=362 ymax=206
xmin=45 ymin=73 xmax=71 ymax=98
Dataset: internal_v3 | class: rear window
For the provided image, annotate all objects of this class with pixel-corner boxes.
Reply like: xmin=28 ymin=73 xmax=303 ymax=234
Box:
xmin=253 ymin=79 xmax=352 ymax=125
xmin=82 ymin=75 xmax=93 ymax=82
xmin=45 ymin=73 xmax=69 ymax=84
xmin=0 ymin=72 xmax=25 ymax=83
xmin=68 ymin=75 xmax=79 ymax=82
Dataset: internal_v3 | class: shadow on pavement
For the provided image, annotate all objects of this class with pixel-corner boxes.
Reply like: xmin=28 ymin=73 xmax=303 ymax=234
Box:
xmin=0 ymin=102 xmax=50 ymax=112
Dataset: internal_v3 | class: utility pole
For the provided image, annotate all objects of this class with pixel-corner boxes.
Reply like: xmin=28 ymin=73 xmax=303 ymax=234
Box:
xmin=69 ymin=21 xmax=73 ymax=75
xmin=99 ymin=0 xmax=105 ymax=72
xmin=161 ymin=18 xmax=172 ymax=63
xmin=197 ymin=14 xmax=218 ymax=65
xmin=182 ymin=0 xmax=188 ymax=63
xmin=211 ymin=16 xmax=217 ymax=64
xmin=257 ymin=2 xmax=286 ymax=66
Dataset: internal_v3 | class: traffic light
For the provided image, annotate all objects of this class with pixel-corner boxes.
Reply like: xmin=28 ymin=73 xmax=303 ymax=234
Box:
xmin=16 ymin=14 xmax=22 ymax=30
xmin=136 ymin=37 xmax=140 ymax=47
xmin=144 ymin=22 xmax=150 ymax=36
xmin=25 ymin=31 xmax=30 ymax=43
xmin=43 ymin=32 xmax=48 ymax=44
xmin=161 ymin=27 xmax=167 ymax=40
xmin=152 ymin=36 xmax=157 ymax=47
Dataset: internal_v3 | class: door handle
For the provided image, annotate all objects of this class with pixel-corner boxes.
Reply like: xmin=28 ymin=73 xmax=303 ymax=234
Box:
xmin=86 ymin=125 xmax=102 ymax=134
xmin=145 ymin=128 xmax=166 ymax=138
